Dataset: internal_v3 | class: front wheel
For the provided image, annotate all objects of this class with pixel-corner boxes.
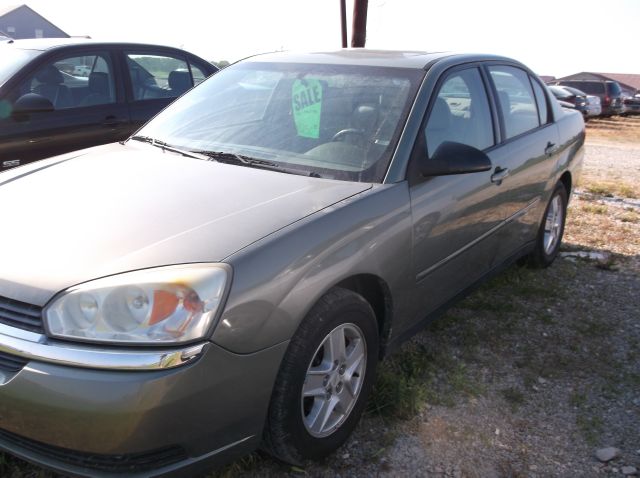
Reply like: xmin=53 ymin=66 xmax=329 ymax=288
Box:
xmin=262 ymin=287 xmax=379 ymax=465
xmin=527 ymin=182 xmax=568 ymax=268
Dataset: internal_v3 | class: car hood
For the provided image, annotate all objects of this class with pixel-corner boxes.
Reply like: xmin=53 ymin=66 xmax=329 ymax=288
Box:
xmin=0 ymin=143 xmax=371 ymax=306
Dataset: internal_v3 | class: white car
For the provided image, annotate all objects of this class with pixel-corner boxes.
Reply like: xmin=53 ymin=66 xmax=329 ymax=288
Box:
xmin=585 ymin=95 xmax=602 ymax=118
xmin=72 ymin=65 xmax=91 ymax=77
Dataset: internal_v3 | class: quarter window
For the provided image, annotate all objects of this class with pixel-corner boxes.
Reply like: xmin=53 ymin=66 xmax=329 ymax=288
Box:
xmin=530 ymin=77 xmax=550 ymax=125
xmin=126 ymin=53 xmax=192 ymax=100
xmin=488 ymin=66 xmax=540 ymax=139
xmin=424 ymin=67 xmax=494 ymax=157
xmin=190 ymin=63 xmax=208 ymax=86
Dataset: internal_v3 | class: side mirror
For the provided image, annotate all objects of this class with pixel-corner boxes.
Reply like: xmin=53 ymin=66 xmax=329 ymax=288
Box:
xmin=12 ymin=93 xmax=54 ymax=116
xmin=420 ymin=141 xmax=492 ymax=177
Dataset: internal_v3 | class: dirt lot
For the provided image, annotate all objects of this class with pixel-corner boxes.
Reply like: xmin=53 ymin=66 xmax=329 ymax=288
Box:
xmin=1 ymin=116 xmax=639 ymax=478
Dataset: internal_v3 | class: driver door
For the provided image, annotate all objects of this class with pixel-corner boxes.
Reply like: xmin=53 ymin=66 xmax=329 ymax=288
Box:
xmin=401 ymin=66 xmax=508 ymax=331
xmin=0 ymin=50 xmax=130 ymax=170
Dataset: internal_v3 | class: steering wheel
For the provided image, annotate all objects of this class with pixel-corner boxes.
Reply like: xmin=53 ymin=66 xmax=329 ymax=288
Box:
xmin=331 ymin=128 xmax=365 ymax=142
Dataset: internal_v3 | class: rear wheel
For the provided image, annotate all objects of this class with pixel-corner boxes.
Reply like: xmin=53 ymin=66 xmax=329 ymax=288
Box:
xmin=528 ymin=182 xmax=568 ymax=268
xmin=262 ymin=287 xmax=378 ymax=464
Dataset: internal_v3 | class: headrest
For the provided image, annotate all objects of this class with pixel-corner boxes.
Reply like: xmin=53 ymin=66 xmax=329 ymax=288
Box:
xmin=88 ymin=72 xmax=109 ymax=94
xmin=427 ymin=97 xmax=452 ymax=131
xmin=498 ymin=90 xmax=511 ymax=114
xmin=352 ymin=104 xmax=378 ymax=132
xmin=35 ymin=65 xmax=63 ymax=85
xmin=168 ymin=70 xmax=191 ymax=94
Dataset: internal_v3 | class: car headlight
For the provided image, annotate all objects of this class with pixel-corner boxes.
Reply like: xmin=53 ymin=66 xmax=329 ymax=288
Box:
xmin=45 ymin=264 xmax=231 ymax=345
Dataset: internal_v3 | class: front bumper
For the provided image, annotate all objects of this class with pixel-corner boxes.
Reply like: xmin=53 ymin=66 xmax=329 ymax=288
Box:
xmin=0 ymin=328 xmax=288 ymax=476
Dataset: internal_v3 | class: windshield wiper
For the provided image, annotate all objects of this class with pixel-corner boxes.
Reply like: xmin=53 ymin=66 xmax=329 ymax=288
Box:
xmin=193 ymin=150 xmax=322 ymax=178
xmin=128 ymin=135 xmax=202 ymax=159
xmin=196 ymin=150 xmax=279 ymax=167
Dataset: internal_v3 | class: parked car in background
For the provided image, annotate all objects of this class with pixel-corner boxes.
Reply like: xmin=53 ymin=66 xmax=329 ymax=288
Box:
xmin=548 ymin=85 xmax=600 ymax=119
xmin=623 ymin=94 xmax=640 ymax=115
xmin=585 ymin=94 xmax=602 ymax=117
xmin=556 ymin=98 xmax=577 ymax=110
xmin=72 ymin=64 xmax=91 ymax=77
xmin=0 ymin=50 xmax=584 ymax=477
xmin=554 ymin=79 xmax=623 ymax=116
xmin=549 ymin=85 xmax=588 ymax=115
xmin=0 ymin=39 xmax=217 ymax=171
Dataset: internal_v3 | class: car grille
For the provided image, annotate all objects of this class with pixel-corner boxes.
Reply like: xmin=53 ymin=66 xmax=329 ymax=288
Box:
xmin=0 ymin=296 xmax=44 ymax=334
xmin=0 ymin=428 xmax=188 ymax=472
xmin=0 ymin=351 xmax=28 ymax=373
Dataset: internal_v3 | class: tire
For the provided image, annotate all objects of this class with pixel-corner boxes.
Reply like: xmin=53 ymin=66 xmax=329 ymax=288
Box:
xmin=527 ymin=182 xmax=568 ymax=268
xmin=262 ymin=287 xmax=379 ymax=465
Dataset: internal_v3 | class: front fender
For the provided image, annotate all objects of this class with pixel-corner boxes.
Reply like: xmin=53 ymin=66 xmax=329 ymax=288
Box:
xmin=211 ymin=182 xmax=413 ymax=354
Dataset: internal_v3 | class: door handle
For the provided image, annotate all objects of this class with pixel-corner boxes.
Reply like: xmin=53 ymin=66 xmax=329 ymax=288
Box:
xmin=544 ymin=141 xmax=556 ymax=156
xmin=490 ymin=166 xmax=509 ymax=185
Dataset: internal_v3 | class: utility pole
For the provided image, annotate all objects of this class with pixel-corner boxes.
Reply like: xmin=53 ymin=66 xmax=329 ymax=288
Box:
xmin=351 ymin=0 xmax=368 ymax=47
xmin=340 ymin=0 xmax=348 ymax=48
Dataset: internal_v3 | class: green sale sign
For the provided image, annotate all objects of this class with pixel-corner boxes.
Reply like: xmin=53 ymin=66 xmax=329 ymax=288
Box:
xmin=292 ymin=79 xmax=323 ymax=139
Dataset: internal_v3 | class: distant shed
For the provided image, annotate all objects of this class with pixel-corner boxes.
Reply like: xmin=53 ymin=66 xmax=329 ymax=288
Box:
xmin=556 ymin=72 xmax=640 ymax=95
xmin=0 ymin=4 xmax=69 ymax=39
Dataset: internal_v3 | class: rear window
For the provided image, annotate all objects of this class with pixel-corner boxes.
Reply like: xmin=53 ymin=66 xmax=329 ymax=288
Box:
xmin=606 ymin=82 xmax=621 ymax=96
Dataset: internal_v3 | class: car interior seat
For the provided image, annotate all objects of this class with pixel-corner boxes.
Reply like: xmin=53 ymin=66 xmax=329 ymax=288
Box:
xmin=330 ymin=101 xmax=379 ymax=149
xmin=79 ymin=72 xmax=112 ymax=107
xmin=33 ymin=65 xmax=72 ymax=109
xmin=424 ymin=97 xmax=452 ymax=157
xmin=168 ymin=70 xmax=192 ymax=96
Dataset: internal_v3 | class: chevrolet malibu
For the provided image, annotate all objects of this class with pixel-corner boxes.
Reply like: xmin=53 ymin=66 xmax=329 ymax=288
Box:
xmin=0 ymin=50 xmax=584 ymax=476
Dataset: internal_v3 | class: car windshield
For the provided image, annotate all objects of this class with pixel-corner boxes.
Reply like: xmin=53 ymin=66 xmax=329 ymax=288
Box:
xmin=0 ymin=47 xmax=40 ymax=86
xmin=136 ymin=61 xmax=423 ymax=182
xmin=561 ymin=86 xmax=587 ymax=97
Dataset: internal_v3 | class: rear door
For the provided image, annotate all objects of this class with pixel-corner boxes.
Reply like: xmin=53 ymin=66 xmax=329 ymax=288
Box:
xmin=122 ymin=49 xmax=213 ymax=132
xmin=484 ymin=65 xmax=560 ymax=262
xmin=0 ymin=48 xmax=130 ymax=170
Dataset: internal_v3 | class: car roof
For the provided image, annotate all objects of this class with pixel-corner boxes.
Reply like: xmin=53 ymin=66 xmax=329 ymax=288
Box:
xmin=5 ymin=38 xmax=184 ymax=52
xmin=242 ymin=49 xmax=518 ymax=70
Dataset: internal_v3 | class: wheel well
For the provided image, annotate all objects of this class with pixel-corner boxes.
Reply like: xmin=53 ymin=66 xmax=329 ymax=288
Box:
xmin=336 ymin=274 xmax=392 ymax=360
xmin=559 ymin=171 xmax=572 ymax=195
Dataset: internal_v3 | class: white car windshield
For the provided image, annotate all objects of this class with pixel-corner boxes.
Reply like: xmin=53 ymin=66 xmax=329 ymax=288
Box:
xmin=136 ymin=61 xmax=423 ymax=182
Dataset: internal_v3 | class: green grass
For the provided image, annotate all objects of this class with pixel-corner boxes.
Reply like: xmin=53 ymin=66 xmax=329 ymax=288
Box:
xmin=207 ymin=453 xmax=264 ymax=477
xmin=581 ymin=204 xmax=608 ymax=215
xmin=584 ymin=181 xmax=639 ymax=199
xmin=368 ymin=339 xmax=485 ymax=417
xmin=500 ymin=387 xmax=526 ymax=409
xmin=576 ymin=414 xmax=603 ymax=446
xmin=620 ymin=212 xmax=639 ymax=223
xmin=569 ymin=391 xmax=587 ymax=408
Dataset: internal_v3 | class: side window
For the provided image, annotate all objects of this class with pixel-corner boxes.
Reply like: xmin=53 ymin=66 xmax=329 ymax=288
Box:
xmin=13 ymin=52 xmax=116 ymax=110
xmin=126 ymin=53 xmax=192 ymax=100
xmin=530 ymin=77 xmax=549 ymax=125
xmin=189 ymin=63 xmax=208 ymax=86
xmin=425 ymin=67 xmax=494 ymax=157
xmin=488 ymin=66 xmax=539 ymax=139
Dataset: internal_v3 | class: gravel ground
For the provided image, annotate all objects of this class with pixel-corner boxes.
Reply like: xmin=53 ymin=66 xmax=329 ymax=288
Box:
xmin=2 ymin=121 xmax=639 ymax=478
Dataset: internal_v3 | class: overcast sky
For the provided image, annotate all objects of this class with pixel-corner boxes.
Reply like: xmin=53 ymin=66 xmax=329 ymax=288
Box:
xmin=3 ymin=0 xmax=638 ymax=77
